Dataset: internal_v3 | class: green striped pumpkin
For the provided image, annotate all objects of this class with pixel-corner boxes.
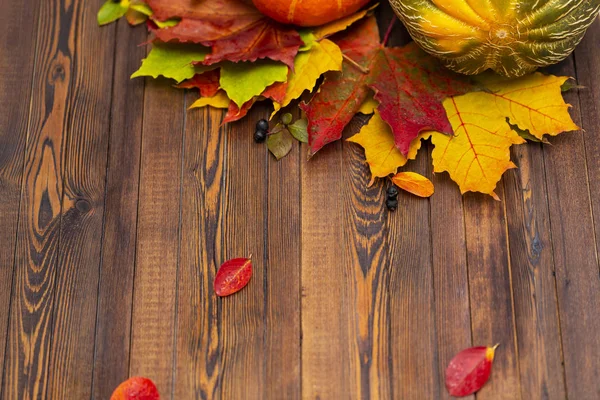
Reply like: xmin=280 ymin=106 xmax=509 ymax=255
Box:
xmin=390 ymin=0 xmax=600 ymax=77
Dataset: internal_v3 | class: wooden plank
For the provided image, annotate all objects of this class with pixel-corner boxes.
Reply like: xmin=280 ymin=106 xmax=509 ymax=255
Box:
xmin=128 ymin=80 xmax=185 ymax=395
xmin=0 ymin=0 xmax=41 ymax=390
xmin=463 ymin=189 xmax=521 ymax=400
xmin=502 ymin=145 xmax=566 ymax=399
xmin=542 ymin=55 xmax=600 ymax=399
xmin=386 ymin=149 xmax=438 ymax=400
xmin=266 ymin=117 xmax=301 ymax=399
xmin=91 ymin=19 xmax=146 ymax=400
xmin=343 ymin=120 xmax=393 ymax=399
xmin=45 ymin=0 xmax=119 ymax=395
xmin=2 ymin=0 xmax=117 ymax=398
xmin=383 ymin=15 xmax=439 ymax=399
xmin=173 ymin=103 xmax=227 ymax=400
xmin=301 ymin=139 xmax=356 ymax=398
xmin=218 ymin=108 xmax=268 ymax=399
xmin=301 ymin=119 xmax=399 ymax=399
xmin=576 ymin=19 xmax=600 ymax=254
xmin=429 ymin=167 xmax=473 ymax=400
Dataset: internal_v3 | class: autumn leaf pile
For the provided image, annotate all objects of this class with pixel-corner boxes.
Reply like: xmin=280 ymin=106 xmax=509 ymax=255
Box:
xmin=99 ymin=0 xmax=580 ymax=199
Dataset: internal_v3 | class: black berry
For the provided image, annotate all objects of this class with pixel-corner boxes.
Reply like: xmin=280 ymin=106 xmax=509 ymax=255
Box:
xmin=387 ymin=186 xmax=399 ymax=198
xmin=386 ymin=198 xmax=398 ymax=211
xmin=254 ymin=130 xmax=267 ymax=143
xmin=256 ymin=119 xmax=269 ymax=132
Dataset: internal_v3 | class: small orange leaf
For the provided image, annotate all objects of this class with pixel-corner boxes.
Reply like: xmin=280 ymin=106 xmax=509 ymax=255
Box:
xmin=110 ymin=377 xmax=160 ymax=400
xmin=214 ymin=257 xmax=253 ymax=297
xmin=391 ymin=172 xmax=434 ymax=197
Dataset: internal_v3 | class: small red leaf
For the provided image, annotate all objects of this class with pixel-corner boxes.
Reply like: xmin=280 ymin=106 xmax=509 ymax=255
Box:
xmin=110 ymin=377 xmax=160 ymax=400
xmin=177 ymin=70 xmax=221 ymax=98
xmin=445 ymin=344 xmax=499 ymax=397
xmin=214 ymin=257 xmax=252 ymax=296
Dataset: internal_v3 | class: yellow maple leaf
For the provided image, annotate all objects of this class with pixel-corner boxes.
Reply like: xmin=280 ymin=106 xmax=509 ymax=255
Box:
xmin=357 ymin=93 xmax=378 ymax=115
xmin=429 ymin=93 xmax=526 ymax=199
xmin=391 ymin=172 xmax=434 ymax=198
xmin=312 ymin=4 xmax=378 ymax=40
xmin=272 ymin=39 xmax=342 ymax=116
xmin=189 ymin=90 xmax=230 ymax=110
xmin=479 ymin=73 xmax=579 ymax=140
xmin=347 ymin=111 xmax=425 ymax=184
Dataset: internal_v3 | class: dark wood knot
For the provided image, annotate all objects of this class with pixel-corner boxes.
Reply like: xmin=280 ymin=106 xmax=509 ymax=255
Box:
xmin=75 ymin=198 xmax=91 ymax=213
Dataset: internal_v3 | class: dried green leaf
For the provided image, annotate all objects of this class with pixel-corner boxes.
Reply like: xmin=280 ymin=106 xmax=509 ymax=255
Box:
xmin=220 ymin=60 xmax=288 ymax=107
xmin=267 ymin=129 xmax=294 ymax=160
xmin=288 ymin=119 xmax=308 ymax=143
xmin=98 ymin=0 xmax=128 ymax=26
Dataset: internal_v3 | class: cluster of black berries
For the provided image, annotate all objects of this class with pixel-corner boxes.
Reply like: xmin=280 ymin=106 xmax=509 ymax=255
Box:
xmin=254 ymin=119 xmax=269 ymax=143
xmin=386 ymin=186 xmax=399 ymax=211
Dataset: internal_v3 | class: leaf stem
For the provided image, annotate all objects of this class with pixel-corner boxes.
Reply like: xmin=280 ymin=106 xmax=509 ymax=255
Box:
xmin=382 ymin=17 xmax=397 ymax=47
xmin=343 ymin=54 xmax=370 ymax=74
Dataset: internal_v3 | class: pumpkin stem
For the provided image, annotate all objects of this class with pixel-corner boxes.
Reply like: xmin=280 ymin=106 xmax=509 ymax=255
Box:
xmin=382 ymin=17 xmax=397 ymax=47
xmin=342 ymin=54 xmax=370 ymax=74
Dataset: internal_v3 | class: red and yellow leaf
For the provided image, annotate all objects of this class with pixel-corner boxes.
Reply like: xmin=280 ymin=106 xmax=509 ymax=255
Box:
xmin=303 ymin=17 xmax=474 ymax=156
xmin=369 ymin=43 xmax=475 ymax=155
xmin=214 ymin=257 xmax=253 ymax=297
xmin=445 ymin=345 xmax=499 ymax=397
xmin=391 ymin=172 xmax=434 ymax=197
xmin=301 ymin=17 xmax=380 ymax=156
xmin=110 ymin=377 xmax=160 ymax=400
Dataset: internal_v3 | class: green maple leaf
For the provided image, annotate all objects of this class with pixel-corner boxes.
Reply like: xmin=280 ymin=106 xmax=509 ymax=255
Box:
xmin=131 ymin=43 xmax=211 ymax=83
xmin=220 ymin=60 xmax=288 ymax=107
xmin=98 ymin=0 xmax=129 ymax=26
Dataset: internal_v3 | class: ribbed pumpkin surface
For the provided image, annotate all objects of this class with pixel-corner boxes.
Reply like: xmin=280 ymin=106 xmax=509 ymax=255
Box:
xmin=390 ymin=0 xmax=600 ymax=77
xmin=253 ymin=0 xmax=370 ymax=26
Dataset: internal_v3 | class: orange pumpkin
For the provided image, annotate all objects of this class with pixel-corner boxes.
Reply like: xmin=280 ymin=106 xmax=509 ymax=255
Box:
xmin=252 ymin=0 xmax=371 ymax=26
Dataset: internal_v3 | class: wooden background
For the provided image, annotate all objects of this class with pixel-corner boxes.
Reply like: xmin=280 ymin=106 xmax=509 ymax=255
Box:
xmin=1 ymin=1 xmax=599 ymax=399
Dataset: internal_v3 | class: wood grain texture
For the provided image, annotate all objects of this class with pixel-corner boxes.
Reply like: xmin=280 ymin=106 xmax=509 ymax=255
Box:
xmin=0 ymin=0 xmax=41 ymax=393
xmin=576 ymin=20 xmax=600 ymax=259
xmin=266 ymin=117 xmax=301 ymax=399
xmin=173 ymin=103 xmax=226 ymax=400
xmin=2 ymin=0 xmax=116 ymax=398
xmin=91 ymin=18 xmax=146 ymax=400
xmin=463 ymin=189 xmax=521 ymax=400
xmin=386 ymin=148 xmax=438 ymax=400
xmin=44 ymin=0 xmax=117 ymax=397
xmin=343 ymin=118 xmax=393 ymax=399
xmin=383 ymin=16 xmax=439 ymax=400
xmin=3 ymin=5 xmax=600 ymax=400
xmin=218 ymin=107 xmax=268 ymax=399
xmin=503 ymin=145 xmax=566 ymax=399
xmin=543 ymin=55 xmax=600 ymax=399
xmin=429 ymin=163 xmax=473 ymax=400
xmin=128 ymin=78 xmax=185 ymax=395
xmin=301 ymin=138 xmax=354 ymax=399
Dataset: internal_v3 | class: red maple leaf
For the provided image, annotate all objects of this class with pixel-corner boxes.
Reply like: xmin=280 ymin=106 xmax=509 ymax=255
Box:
xmin=147 ymin=0 xmax=303 ymax=68
xmin=300 ymin=17 xmax=380 ymax=156
xmin=302 ymin=16 xmax=475 ymax=156
xmin=177 ymin=69 xmax=221 ymax=98
xmin=369 ymin=44 xmax=475 ymax=155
